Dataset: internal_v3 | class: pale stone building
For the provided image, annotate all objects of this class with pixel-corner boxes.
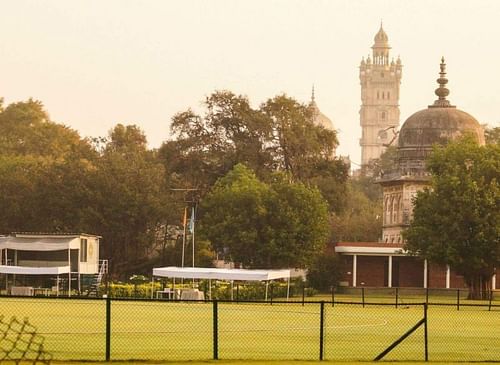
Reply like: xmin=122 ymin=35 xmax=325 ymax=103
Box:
xmin=359 ymin=24 xmax=402 ymax=166
xmin=377 ymin=58 xmax=485 ymax=244
xmin=335 ymin=59 xmax=493 ymax=291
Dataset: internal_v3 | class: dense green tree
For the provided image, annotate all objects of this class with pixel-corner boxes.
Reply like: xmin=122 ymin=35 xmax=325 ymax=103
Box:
xmin=199 ymin=164 xmax=330 ymax=268
xmin=0 ymin=99 xmax=96 ymax=234
xmin=87 ymin=124 xmax=170 ymax=276
xmin=485 ymin=125 xmax=500 ymax=145
xmin=0 ymin=98 xmax=93 ymax=159
xmin=329 ymin=146 xmax=396 ymax=243
xmin=307 ymin=252 xmax=342 ymax=291
xmin=160 ymin=91 xmax=271 ymax=195
xmin=330 ymin=182 xmax=382 ymax=243
xmin=160 ymin=91 xmax=348 ymax=213
xmin=260 ymin=95 xmax=338 ymax=179
xmin=404 ymin=137 xmax=500 ymax=299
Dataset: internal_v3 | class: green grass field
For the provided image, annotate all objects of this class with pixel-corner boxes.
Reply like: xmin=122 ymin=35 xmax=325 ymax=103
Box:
xmin=0 ymin=296 xmax=498 ymax=363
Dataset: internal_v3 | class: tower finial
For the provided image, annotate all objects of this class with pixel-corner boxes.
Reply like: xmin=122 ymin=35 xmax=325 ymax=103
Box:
xmin=311 ymin=84 xmax=315 ymax=102
xmin=429 ymin=57 xmax=455 ymax=108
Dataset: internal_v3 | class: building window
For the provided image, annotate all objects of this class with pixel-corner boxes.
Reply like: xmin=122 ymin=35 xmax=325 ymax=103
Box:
xmin=381 ymin=111 xmax=386 ymax=120
xmin=80 ymin=239 xmax=88 ymax=262
xmin=387 ymin=92 xmax=390 ymax=99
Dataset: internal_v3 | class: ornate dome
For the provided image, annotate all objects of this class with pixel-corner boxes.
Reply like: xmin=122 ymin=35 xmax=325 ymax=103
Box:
xmin=398 ymin=59 xmax=485 ymax=150
xmin=374 ymin=24 xmax=389 ymax=45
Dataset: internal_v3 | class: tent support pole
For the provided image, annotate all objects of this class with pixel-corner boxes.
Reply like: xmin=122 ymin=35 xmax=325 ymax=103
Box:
xmin=287 ymin=276 xmax=290 ymax=301
xmin=209 ymin=279 xmax=212 ymax=300
xmin=68 ymin=248 xmax=71 ymax=297
xmin=151 ymin=277 xmax=154 ymax=299
xmin=265 ymin=281 xmax=269 ymax=301
xmin=13 ymin=250 xmax=17 ymax=285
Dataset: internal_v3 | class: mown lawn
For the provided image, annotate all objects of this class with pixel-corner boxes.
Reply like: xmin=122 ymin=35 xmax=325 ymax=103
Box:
xmin=0 ymin=296 xmax=498 ymax=363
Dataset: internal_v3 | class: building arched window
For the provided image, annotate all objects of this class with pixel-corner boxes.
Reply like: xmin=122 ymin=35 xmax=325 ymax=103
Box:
xmin=381 ymin=111 xmax=386 ymax=120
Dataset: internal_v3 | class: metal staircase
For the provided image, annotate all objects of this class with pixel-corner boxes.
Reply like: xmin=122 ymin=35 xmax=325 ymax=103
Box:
xmin=87 ymin=260 xmax=108 ymax=297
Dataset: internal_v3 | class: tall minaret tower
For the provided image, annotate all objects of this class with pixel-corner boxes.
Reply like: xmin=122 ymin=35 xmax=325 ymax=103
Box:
xmin=359 ymin=24 xmax=402 ymax=167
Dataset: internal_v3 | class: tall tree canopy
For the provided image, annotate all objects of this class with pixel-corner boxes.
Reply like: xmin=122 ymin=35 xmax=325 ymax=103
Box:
xmin=0 ymin=99 xmax=96 ymax=233
xmin=160 ymin=90 xmax=348 ymax=212
xmin=87 ymin=124 xmax=170 ymax=275
xmin=485 ymin=125 xmax=500 ymax=145
xmin=404 ymin=137 xmax=500 ymax=299
xmin=199 ymin=164 xmax=330 ymax=268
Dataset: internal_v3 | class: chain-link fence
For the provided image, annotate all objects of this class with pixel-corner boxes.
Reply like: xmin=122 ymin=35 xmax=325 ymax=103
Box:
xmin=1 ymin=295 xmax=498 ymax=362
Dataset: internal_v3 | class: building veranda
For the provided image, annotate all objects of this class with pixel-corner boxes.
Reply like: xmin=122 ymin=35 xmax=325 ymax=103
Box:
xmin=0 ymin=232 xmax=106 ymax=296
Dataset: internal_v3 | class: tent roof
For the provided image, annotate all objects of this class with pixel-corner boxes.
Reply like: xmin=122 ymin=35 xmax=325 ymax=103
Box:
xmin=153 ymin=266 xmax=290 ymax=281
xmin=0 ymin=236 xmax=78 ymax=251
xmin=0 ymin=265 xmax=70 ymax=275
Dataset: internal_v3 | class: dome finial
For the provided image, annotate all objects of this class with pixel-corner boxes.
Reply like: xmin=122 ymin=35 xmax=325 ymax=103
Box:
xmin=311 ymin=84 xmax=315 ymax=102
xmin=429 ymin=57 xmax=455 ymax=108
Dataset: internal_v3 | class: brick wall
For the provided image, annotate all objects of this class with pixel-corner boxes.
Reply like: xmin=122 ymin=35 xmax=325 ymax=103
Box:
xmin=357 ymin=256 xmax=387 ymax=287
xmin=394 ymin=256 xmax=424 ymax=287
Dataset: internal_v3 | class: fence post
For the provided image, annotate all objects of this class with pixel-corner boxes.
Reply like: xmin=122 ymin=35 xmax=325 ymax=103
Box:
xmin=319 ymin=301 xmax=325 ymax=361
xmin=302 ymin=283 xmax=305 ymax=307
xmin=362 ymin=287 xmax=365 ymax=308
xmin=331 ymin=286 xmax=335 ymax=307
xmin=213 ymin=300 xmax=219 ymax=360
xmin=457 ymin=289 xmax=460 ymax=311
xmin=425 ymin=288 xmax=429 ymax=305
xmin=424 ymin=303 xmax=428 ymax=361
xmin=395 ymin=288 xmax=399 ymax=308
xmin=489 ymin=290 xmax=493 ymax=311
xmin=105 ymin=296 xmax=111 ymax=361
xmin=270 ymin=283 xmax=273 ymax=305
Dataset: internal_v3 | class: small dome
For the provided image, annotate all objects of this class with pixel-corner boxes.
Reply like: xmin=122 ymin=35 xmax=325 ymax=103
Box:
xmin=374 ymin=25 xmax=389 ymax=45
xmin=310 ymin=100 xmax=334 ymax=130
xmin=309 ymin=87 xmax=334 ymax=131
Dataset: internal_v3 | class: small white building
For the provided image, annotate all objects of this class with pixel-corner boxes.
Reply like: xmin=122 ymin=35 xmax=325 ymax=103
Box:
xmin=0 ymin=232 xmax=104 ymax=296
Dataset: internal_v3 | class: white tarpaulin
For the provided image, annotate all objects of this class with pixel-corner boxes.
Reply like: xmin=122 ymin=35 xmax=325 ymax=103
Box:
xmin=153 ymin=266 xmax=290 ymax=281
xmin=0 ymin=237 xmax=77 ymax=251
xmin=0 ymin=265 xmax=70 ymax=275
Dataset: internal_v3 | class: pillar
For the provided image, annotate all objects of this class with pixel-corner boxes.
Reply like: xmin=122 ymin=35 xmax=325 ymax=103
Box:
xmin=352 ymin=255 xmax=357 ymax=287
xmin=388 ymin=256 xmax=392 ymax=288
xmin=445 ymin=265 xmax=450 ymax=289
xmin=423 ymin=259 xmax=428 ymax=289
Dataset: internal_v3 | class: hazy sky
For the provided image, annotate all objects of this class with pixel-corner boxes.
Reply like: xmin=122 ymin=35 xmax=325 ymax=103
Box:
xmin=1 ymin=0 xmax=499 ymax=165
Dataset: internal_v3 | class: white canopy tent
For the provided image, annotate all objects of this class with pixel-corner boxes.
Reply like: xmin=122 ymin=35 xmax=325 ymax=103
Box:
xmin=0 ymin=265 xmax=70 ymax=296
xmin=0 ymin=265 xmax=70 ymax=275
xmin=152 ymin=266 xmax=291 ymax=300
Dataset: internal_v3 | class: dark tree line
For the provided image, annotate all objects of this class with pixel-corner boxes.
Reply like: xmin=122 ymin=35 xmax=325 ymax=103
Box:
xmin=0 ymin=92 xmax=350 ymax=277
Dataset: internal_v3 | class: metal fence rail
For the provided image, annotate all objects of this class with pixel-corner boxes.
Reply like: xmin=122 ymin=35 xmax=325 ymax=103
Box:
xmin=0 ymin=295 xmax=498 ymax=362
